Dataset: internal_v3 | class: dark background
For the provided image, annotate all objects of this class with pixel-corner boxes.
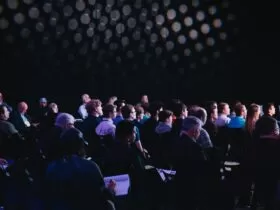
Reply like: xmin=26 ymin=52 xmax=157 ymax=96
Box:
xmin=0 ymin=0 xmax=278 ymax=112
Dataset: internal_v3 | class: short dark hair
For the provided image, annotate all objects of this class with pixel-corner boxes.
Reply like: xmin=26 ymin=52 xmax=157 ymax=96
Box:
xmin=234 ymin=103 xmax=244 ymax=116
xmin=158 ymin=110 xmax=173 ymax=122
xmin=121 ymin=104 xmax=134 ymax=119
xmin=262 ymin=102 xmax=275 ymax=115
xmin=102 ymin=104 xmax=116 ymax=118
xmin=115 ymin=120 xmax=135 ymax=142
xmin=60 ymin=128 xmax=87 ymax=157
xmin=173 ymin=102 xmax=187 ymax=117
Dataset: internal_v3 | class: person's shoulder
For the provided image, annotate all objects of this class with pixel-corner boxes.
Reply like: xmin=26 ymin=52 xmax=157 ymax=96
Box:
xmin=48 ymin=156 xmax=100 ymax=172
xmin=1 ymin=120 xmax=13 ymax=126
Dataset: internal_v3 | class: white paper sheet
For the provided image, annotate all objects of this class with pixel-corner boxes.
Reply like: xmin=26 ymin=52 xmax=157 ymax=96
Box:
xmin=158 ymin=169 xmax=176 ymax=175
xmin=104 ymin=174 xmax=130 ymax=196
xmin=156 ymin=169 xmax=176 ymax=182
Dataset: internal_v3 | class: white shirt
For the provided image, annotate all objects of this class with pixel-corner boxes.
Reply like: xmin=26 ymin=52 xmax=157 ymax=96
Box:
xmin=215 ymin=114 xmax=231 ymax=127
xmin=21 ymin=114 xmax=31 ymax=127
xmin=78 ymin=104 xmax=88 ymax=119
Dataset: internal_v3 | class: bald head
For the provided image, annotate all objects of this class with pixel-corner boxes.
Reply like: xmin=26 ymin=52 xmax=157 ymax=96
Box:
xmin=18 ymin=101 xmax=28 ymax=114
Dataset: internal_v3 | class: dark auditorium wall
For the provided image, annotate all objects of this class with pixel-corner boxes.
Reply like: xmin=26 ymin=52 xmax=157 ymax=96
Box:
xmin=0 ymin=0 xmax=278 ymax=112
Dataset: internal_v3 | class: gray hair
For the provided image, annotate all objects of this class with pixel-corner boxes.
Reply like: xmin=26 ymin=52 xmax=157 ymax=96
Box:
xmin=55 ymin=113 xmax=75 ymax=128
xmin=182 ymin=116 xmax=202 ymax=132
xmin=188 ymin=106 xmax=207 ymax=125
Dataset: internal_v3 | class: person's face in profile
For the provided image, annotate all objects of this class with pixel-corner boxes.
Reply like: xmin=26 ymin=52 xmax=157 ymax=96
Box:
xmin=191 ymin=126 xmax=201 ymax=140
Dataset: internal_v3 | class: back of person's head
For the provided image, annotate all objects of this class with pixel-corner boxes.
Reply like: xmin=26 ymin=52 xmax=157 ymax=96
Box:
xmin=173 ymin=102 xmax=187 ymax=117
xmin=85 ymin=99 xmax=102 ymax=114
xmin=55 ymin=113 xmax=75 ymax=129
xmin=102 ymin=104 xmax=116 ymax=118
xmin=121 ymin=104 xmax=134 ymax=119
xmin=182 ymin=116 xmax=202 ymax=131
xmin=234 ymin=103 xmax=245 ymax=116
xmin=158 ymin=110 xmax=173 ymax=122
xmin=60 ymin=128 xmax=87 ymax=157
xmin=115 ymin=120 xmax=135 ymax=144
xmin=255 ymin=116 xmax=279 ymax=136
xmin=188 ymin=106 xmax=207 ymax=125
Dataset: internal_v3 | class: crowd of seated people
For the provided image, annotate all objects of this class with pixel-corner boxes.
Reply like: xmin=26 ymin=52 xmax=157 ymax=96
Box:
xmin=1 ymin=91 xmax=280 ymax=210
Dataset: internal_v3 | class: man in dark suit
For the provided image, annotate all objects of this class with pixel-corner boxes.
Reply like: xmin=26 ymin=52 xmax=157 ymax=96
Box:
xmin=45 ymin=128 xmax=116 ymax=210
xmin=9 ymin=101 xmax=32 ymax=136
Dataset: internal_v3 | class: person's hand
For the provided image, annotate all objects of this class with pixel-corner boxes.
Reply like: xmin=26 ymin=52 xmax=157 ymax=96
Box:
xmin=31 ymin=123 xmax=40 ymax=127
xmin=143 ymin=148 xmax=150 ymax=159
xmin=107 ymin=179 xmax=116 ymax=193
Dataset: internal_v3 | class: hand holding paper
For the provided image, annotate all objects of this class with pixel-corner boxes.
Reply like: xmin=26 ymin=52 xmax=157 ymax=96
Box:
xmin=104 ymin=174 xmax=130 ymax=196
